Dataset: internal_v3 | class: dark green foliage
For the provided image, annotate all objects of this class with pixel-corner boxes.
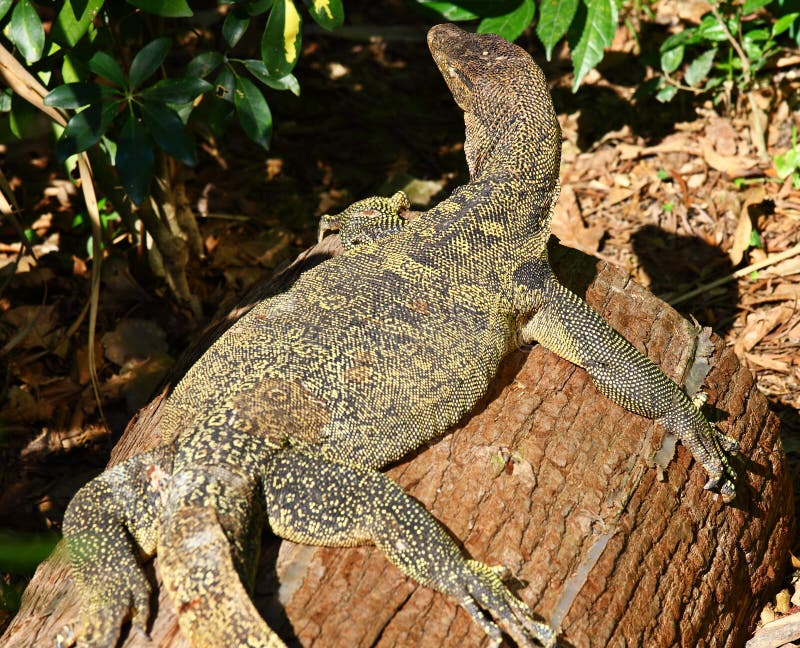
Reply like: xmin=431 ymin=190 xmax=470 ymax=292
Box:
xmin=0 ymin=0 xmax=339 ymax=206
xmin=654 ymin=1 xmax=800 ymax=103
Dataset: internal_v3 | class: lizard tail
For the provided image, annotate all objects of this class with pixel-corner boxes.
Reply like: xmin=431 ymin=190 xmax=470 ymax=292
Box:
xmin=158 ymin=504 xmax=286 ymax=648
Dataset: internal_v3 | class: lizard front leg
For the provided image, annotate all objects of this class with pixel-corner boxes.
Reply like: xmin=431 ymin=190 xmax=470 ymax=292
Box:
xmin=512 ymin=257 xmax=738 ymax=501
xmin=263 ymin=450 xmax=556 ymax=648
xmin=318 ymin=190 xmax=410 ymax=250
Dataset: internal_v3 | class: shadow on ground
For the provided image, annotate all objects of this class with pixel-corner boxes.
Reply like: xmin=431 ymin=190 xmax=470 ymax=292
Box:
xmin=631 ymin=224 xmax=738 ymax=335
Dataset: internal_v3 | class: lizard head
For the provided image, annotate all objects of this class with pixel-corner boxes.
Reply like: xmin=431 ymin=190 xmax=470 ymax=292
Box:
xmin=427 ymin=23 xmax=535 ymax=113
xmin=427 ymin=24 xmax=559 ymax=183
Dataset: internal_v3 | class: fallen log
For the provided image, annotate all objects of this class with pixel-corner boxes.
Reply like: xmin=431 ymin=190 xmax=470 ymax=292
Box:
xmin=2 ymin=236 xmax=792 ymax=648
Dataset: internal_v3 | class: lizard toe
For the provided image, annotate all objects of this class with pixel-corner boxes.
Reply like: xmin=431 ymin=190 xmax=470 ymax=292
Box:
xmin=714 ymin=430 xmax=740 ymax=454
xmin=462 ymin=560 xmax=557 ymax=648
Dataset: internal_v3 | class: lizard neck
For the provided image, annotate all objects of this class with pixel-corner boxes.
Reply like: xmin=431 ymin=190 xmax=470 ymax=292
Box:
xmin=465 ymin=111 xmax=561 ymax=189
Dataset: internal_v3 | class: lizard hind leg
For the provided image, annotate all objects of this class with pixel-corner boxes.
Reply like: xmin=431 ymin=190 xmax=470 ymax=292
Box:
xmin=63 ymin=448 xmax=171 ymax=646
xmin=263 ymin=450 xmax=556 ymax=647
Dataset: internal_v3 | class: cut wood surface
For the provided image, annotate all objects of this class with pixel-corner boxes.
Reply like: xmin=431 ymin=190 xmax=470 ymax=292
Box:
xmin=2 ymin=236 xmax=792 ymax=648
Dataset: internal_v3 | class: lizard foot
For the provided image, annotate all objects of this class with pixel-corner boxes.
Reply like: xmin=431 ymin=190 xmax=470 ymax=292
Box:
xmin=458 ymin=560 xmax=556 ymax=648
xmin=73 ymin=570 xmax=151 ymax=647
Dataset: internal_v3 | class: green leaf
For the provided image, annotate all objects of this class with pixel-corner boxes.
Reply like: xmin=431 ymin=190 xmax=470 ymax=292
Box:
xmin=56 ymin=102 xmax=119 ymax=161
xmin=655 ymin=83 xmax=678 ymax=102
xmin=234 ymin=75 xmax=272 ymax=148
xmin=193 ymin=95 xmax=235 ymax=138
xmin=140 ymin=77 xmax=213 ymax=104
xmin=140 ymin=101 xmax=196 ymax=165
xmin=52 ymin=0 xmax=105 ymax=47
xmin=742 ymin=38 xmax=764 ymax=62
xmin=0 ymin=0 xmax=12 ymax=22
xmin=659 ymin=28 xmax=698 ymax=53
xmin=243 ymin=59 xmax=300 ymax=95
xmin=305 ymin=0 xmax=344 ymax=30
xmin=742 ymin=0 xmax=771 ymax=13
xmin=62 ymin=53 xmax=86 ymax=84
xmin=774 ymin=148 xmax=800 ymax=179
xmin=247 ymin=0 xmax=274 ymax=15
xmin=696 ymin=14 xmax=729 ymax=42
xmin=188 ymin=52 xmax=224 ymax=78
xmin=214 ymin=66 xmax=235 ymax=102
xmin=44 ymin=82 xmax=114 ymax=109
xmin=570 ymin=0 xmax=618 ymax=91
xmin=660 ymin=45 xmax=684 ymax=73
xmin=89 ymin=51 xmax=127 ymax=87
xmin=130 ymin=38 xmax=172 ymax=89
xmin=773 ymin=12 xmax=799 ymax=37
xmin=744 ymin=28 xmax=770 ymax=42
xmin=116 ymin=114 xmax=154 ymax=205
xmin=262 ymin=0 xmax=303 ymax=77
xmin=536 ymin=0 xmax=579 ymax=60
xmin=126 ymin=0 xmax=193 ymax=17
xmin=477 ymin=0 xmax=535 ymax=42
xmin=0 ymin=88 xmax=12 ymax=112
xmin=684 ymin=49 xmax=715 ymax=87
xmin=411 ymin=1 xmax=478 ymax=21
xmin=223 ymin=9 xmax=251 ymax=48
xmin=9 ymin=0 xmax=45 ymax=64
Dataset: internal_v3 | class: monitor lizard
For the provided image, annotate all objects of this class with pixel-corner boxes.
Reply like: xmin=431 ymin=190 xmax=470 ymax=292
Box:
xmin=62 ymin=23 xmax=739 ymax=648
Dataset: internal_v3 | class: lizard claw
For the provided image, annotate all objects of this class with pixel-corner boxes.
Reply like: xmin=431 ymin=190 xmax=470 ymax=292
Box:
xmin=703 ymin=472 xmax=736 ymax=502
xmin=459 ymin=560 xmax=557 ymax=648
xmin=713 ymin=430 xmax=740 ymax=454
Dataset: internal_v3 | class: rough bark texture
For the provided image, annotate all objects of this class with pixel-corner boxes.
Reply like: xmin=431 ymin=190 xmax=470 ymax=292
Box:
xmin=2 ymin=237 xmax=792 ymax=648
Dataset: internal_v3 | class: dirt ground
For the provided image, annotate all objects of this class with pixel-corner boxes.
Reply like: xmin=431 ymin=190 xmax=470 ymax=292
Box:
xmin=1 ymin=0 xmax=798 ymax=640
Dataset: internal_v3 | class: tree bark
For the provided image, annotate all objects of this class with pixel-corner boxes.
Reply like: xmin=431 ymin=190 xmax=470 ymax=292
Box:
xmin=2 ymin=237 xmax=792 ymax=648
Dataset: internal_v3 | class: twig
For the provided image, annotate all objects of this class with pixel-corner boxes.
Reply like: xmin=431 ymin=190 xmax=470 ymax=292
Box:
xmin=76 ymin=156 xmax=105 ymax=422
xmin=711 ymin=4 xmax=751 ymax=78
xmin=0 ymin=45 xmax=66 ymax=126
xmin=670 ymin=242 xmax=800 ymax=306
xmin=0 ymin=42 xmax=106 ymax=422
xmin=0 ymin=168 xmax=37 ymax=260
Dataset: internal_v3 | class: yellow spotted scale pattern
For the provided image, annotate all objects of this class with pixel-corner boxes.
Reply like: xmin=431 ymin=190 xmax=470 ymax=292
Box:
xmin=63 ymin=24 xmax=738 ymax=648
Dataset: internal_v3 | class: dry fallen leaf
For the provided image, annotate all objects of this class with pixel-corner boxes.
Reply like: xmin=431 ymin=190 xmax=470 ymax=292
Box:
xmin=745 ymin=353 xmax=791 ymax=373
xmin=101 ymin=319 xmax=168 ymax=367
xmin=1 ymin=304 xmax=58 ymax=351
xmin=701 ymin=141 xmax=759 ymax=177
xmin=729 ymin=185 xmax=766 ymax=266
xmin=734 ymin=304 xmax=794 ymax=356
xmin=551 ymin=185 xmax=605 ymax=254
xmin=706 ymin=116 xmax=738 ymax=157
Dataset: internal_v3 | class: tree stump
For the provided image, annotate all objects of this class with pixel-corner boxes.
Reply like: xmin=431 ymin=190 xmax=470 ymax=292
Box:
xmin=2 ymin=237 xmax=792 ymax=648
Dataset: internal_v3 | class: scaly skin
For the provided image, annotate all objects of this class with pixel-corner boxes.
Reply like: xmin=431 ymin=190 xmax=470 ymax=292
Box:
xmin=63 ymin=23 xmax=737 ymax=648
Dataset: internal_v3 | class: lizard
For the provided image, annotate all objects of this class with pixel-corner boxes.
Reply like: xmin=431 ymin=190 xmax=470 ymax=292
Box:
xmin=62 ymin=23 xmax=739 ymax=648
